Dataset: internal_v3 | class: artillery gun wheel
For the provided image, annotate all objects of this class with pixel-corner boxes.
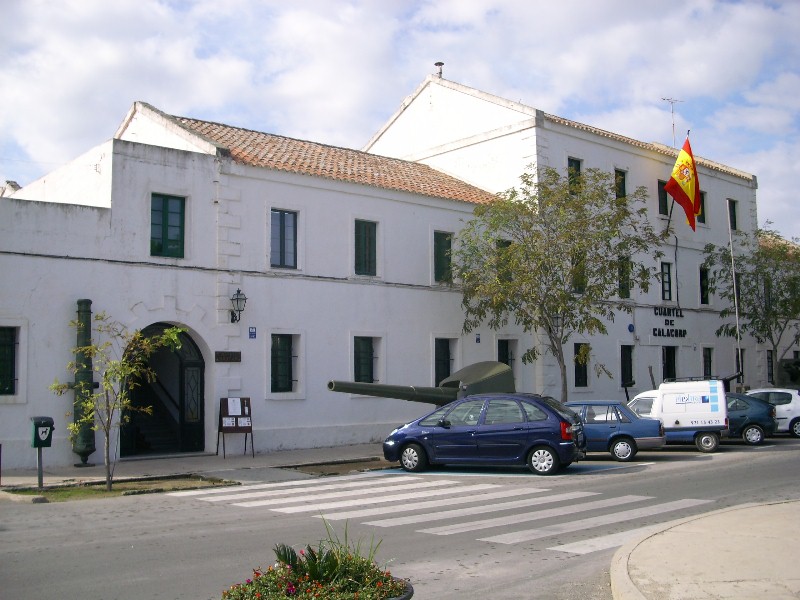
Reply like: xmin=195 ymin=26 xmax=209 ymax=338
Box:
xmin=400 ymin=443 xmax=428 ymax=472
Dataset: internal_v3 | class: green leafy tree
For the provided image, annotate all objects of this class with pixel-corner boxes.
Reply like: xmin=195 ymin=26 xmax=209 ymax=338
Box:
xmin=51 ymin=313 xmax=183 ymax=490
xmin=453 ymin=165 xmax=668 ymax=402
xmin=703 ymin=225 xmax=800 ymax=382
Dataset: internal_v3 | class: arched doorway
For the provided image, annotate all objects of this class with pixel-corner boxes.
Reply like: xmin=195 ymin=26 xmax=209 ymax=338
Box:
xmin=121 ymin=325 xmax=205 ymax=456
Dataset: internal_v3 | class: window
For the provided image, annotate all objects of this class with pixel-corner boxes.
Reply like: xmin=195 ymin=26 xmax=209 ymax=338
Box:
xmin=699 ymin=267 xmax=710 ymax=305
xmin=661 ymin=262 xmax=673 ymax=301
xmin=621 ymin=345 xmax=634 ymax=387
xmin=271 ymin=209 xmax=297 ymax=269
xmin=663 ymin=346 xmax=677 ymax=381
xmin=574 ymin=343 xmax=589 ymax=388
xmin=615 ymin=169 xmax=626 ymax=199
xmin=0 ymin=327 xmax=17 ymax=395
xmin=767 ymin=350 xmax=774 ymax=385
xmin=728 ymin=199 xmax=738 ymax=231
xmin=618 ymin=256 xmax=631 ymax=299
xmin=703 ymin=347 xmax=713 ymax=379
xmin=572 ymin=252 xmax=587 ymax=294
xmin=484 ymin=399 xmax=525 ymax=425
xmin=354 ymin=336 xmax=375 ymax=383
xmin=435 ymin=338 xmax=453 ymax=385
xmin=271 ymin=334 xmax=294 ymax=392
xmin=496 ymin=239 xmax=512 ymax=282
xmin=498 ymin=339 xmax=515 ymax=369
xmin=697 ymin=192 xmax=706 ymax=225
xmin=657 ymin=180 xmax=669 ymax=215
xmin=433 ymin=231 xmax=452 ymax=282
xmin=445 ymin=399 xmax=485 ymax=426
xmin=151 ymin=194 xmax=185 ymax=257
xmin=354 ymin=219 xmax=377 ymax=276
xmin=568 ymin=157 xmax=582 ymax=193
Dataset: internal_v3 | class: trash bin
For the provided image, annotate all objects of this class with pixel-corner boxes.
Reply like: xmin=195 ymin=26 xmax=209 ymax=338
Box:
xmin=31 ymin=416 xmax=55 ymax=448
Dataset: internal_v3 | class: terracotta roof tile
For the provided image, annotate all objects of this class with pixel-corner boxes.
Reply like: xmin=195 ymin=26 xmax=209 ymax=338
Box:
xmin=172 ymin=116 xmax=497 ymax=205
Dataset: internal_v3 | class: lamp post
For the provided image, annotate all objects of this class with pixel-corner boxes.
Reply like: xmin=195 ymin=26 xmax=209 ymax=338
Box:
xmin=230 ymin=288 xmax=247 ymax=323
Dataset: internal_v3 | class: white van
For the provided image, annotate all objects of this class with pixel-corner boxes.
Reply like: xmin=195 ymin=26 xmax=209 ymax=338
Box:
xmin=629 ymin=379 xmax=728 ymax=452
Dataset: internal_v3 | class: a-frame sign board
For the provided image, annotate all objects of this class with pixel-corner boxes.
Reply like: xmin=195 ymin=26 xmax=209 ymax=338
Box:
xmin=216 ymin=397 xmax=254 ymax=458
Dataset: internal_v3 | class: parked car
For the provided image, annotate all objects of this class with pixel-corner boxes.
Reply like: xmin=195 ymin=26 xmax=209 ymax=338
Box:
xmin=383 ymin=393 xmax=586 ymax=475
xmin=725 ymin=393 xmax=777 ymax=444
xmin=565 ymin=400 xmax=665 ymax=461
xmin=745 ymin=388 xmax=800 ymax=437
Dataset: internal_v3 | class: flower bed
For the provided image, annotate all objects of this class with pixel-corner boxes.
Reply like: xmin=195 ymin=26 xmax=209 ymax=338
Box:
xmin=222 ymin=522 xmax=411 ymax=600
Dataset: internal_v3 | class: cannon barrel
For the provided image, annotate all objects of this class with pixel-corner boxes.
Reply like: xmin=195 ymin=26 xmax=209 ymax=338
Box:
xmin=327 ymin=361 xmax=515 ymax=406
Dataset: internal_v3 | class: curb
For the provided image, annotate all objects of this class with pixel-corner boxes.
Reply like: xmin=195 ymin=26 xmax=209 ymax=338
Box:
xmin=610 ymin=502 xmax=760 ymax=600
xmin=0 ymin=489 xmax=48 ymax=503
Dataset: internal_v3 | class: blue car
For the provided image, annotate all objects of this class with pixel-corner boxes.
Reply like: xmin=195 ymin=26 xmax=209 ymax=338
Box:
xmin=725 ymin=393 xmax=777 ymax=444
xmin=383 ymin=393 xmax=586 ymax=475
xmin=565 ymin=400 xmax=665 ymax=461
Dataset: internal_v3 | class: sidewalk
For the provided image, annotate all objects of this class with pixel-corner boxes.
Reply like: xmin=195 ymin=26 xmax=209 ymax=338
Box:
xmin=2 ymin=445 xmax=798 ymax=599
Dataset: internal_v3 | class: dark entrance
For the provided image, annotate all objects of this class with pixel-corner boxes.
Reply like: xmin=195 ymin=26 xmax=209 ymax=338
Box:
xmin=121 ymin=325 xmax=205 ymax=456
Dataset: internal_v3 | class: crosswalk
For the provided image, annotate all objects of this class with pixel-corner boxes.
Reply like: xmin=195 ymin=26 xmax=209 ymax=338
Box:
xmin=167 ymin=472 xmax=713 ymax=554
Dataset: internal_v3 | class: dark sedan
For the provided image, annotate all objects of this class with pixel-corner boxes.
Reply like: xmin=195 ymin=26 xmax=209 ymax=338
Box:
xmin=566 ymin=400 xmax=665 ymax=461
xmin=383 ymin=393 xmax=586 ymax=475
xmin=726 ymin=393 xmax=777 ymax=444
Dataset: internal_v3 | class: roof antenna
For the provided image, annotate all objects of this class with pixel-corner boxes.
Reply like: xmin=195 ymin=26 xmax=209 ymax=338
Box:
xmin=434 ymin=61 xmax=444 ymax=78
xmin=662 ymin=97 xmax=683 ymax=148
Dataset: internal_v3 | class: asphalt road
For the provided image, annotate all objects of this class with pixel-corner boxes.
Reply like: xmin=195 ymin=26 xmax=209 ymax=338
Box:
xmin=2 ymin=438 xmax=799 ymax=600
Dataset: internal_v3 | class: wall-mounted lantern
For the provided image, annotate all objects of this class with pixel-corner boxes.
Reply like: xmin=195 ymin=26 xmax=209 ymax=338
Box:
xmin=230 ymin=288 xmax=247 ymax=323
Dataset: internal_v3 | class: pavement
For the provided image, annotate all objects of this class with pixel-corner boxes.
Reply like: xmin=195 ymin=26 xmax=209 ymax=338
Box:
xmin=2 ymin=444 xmax=799 ymax=599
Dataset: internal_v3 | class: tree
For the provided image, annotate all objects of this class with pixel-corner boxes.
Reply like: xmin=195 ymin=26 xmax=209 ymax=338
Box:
xmin=703 ymin=225 xmax=800 ymax=383
xmin=452 ymin=165 xmax=668 ymax=402
xmin=51 ymin=313 xmax=183 ymax=490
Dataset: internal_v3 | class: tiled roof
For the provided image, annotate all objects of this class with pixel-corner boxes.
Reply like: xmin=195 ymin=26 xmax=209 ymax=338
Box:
xmin=172 ymin=116 xmax=497 ymax=205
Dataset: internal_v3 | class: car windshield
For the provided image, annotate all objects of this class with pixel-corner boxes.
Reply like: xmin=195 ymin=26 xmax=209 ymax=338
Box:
xmin=537 ymin=395 xmax=579 ymax=421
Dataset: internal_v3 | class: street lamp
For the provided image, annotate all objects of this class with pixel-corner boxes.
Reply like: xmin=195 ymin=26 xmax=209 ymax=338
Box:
xmin=230 ymin=288 xmax=247 ymax=323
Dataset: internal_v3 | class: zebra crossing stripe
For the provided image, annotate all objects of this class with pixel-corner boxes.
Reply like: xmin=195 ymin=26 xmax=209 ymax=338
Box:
xmin=166 ymin=471 xmax=392 ymax=497
xmin=267 ymin=483 xmax=499 ymax=513
xmin=232 ymin=479 xmax=460 ymax=508
xmin=479 ymin=498 xmax=713 ymax=544
xmin=198 ymin=476 xmax=422 ymax=503
xmin=547 ymin=524 xmax=665 ymax=554
xmin=366 ymin=490 xmax=600 ymax=528
xmin=318 ymin=486 xmax=552 ymax=521
xmin=420 ymin=494 xmax=652 ymax=535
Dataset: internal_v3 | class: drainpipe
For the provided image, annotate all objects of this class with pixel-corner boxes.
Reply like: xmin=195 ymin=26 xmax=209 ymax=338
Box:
xmin=73 ymin=299 xmax=96 ymax=465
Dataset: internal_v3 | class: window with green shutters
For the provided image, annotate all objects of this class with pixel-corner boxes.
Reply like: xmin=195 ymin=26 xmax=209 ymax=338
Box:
xmin=574 ymin=343 xmax=589 ymax=387
xmin=700 ymin=267 xmax=710 ymax=305
xmin=663 ymin=346 xmax=677 ymax=380
xmin=618 ymin=256 xmax=631 ymax=299
xmin=657 ymin=180 xmax=669 ymax=216
xmin=355 ymin=219 xmax=377 ymax=276
xmin=271 ymin=209 xmax=297 ymax=269
xmin=151 ymin=194 xmax=185 ymax=257
xmin=354 ymin=336 xmax=374 ymax=383
xmin=620 ymin=345 xmax=633 ymax=387
xmin=0 ymin=327 xmax=16 ymax=395
xmin=615 ymin=169 xmax=626 ymax=199
xmin=661 ymin=262 xmax=672 ymax=301
xmin=271 ymin=334 xmax=294 ymax=392
xmin=434 ymin=231 xmax=452 ymax=282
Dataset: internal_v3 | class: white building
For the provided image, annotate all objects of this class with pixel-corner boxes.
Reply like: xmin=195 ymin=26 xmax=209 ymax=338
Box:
xmin=365 ymin=75 xmax=768 ymax=399
xmin=1 ymin=101 xmax=524 ymax=469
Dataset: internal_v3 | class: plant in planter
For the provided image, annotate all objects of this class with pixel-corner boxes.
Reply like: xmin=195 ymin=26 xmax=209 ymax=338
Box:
xmin=222 ymin=521 xmax=412 ymax=600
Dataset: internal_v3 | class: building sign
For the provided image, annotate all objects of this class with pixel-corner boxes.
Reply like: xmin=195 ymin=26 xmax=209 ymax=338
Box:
xmin=216 ymin=397 xmax=254 ymax=458
xmin=652 ymin=306 xmax=687 ymax=338
xmin=215 ymin=351 xmax=242 ymax=362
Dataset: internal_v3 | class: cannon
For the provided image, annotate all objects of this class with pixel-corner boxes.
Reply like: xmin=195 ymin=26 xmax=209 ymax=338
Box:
xmin=327 ymin=361 xmax=515 ymax=406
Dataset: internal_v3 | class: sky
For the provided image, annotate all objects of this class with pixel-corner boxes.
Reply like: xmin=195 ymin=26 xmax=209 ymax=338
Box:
xmin=2 ymin=0 xmax=799 ymax=239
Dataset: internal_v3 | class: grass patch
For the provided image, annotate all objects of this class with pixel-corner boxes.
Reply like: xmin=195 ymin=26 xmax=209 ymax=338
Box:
xmin=7 ymin=475 xmax=235 ymax=502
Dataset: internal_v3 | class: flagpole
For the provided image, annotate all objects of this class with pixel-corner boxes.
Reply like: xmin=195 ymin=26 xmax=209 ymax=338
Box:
xmin=726 ymin=201 xmax=744 ymax=385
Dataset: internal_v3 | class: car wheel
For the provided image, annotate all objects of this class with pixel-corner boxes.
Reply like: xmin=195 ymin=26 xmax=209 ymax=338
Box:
xmin=790 ymin=419 xmax=800 ymax=439
xmin=399 ymin=443 xmax=428 ymax=472
xmin=610 ymin=437 xmax=636 ymax=462
xmin=527 ymin=446 xmax=560 ymax=475
xmin=742 ymin=424 xmax=765 ymax=445
xmin=695 ymin=431 xmax=720 ymax=453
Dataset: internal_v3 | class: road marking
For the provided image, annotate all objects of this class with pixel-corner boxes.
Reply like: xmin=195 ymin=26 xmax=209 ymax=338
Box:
xmin=267 ymin=483 xmax=500 ymax=513
xmin=547 ymin=524 xmax=665 ymax=554
xmin=318 ymin=486 xmax=552 ymax=521
xmin=230 ymin=479 xmax=459 ymax=508
xmin=167 ymin=471 xmax=392 ymax=497
xmin=420 ymin=495 xmax=651 ymax=536
xmin=198 ymin=476 xmax=423 ymax=502
xmin=366 ymin=491 xmax=599 ymax=528
xmin=479 ymin=498 xmax=713 ymax=544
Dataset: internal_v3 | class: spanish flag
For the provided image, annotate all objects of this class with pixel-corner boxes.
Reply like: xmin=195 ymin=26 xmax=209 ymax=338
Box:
xmin=664 ymin=136 xmax=701 ymax=230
